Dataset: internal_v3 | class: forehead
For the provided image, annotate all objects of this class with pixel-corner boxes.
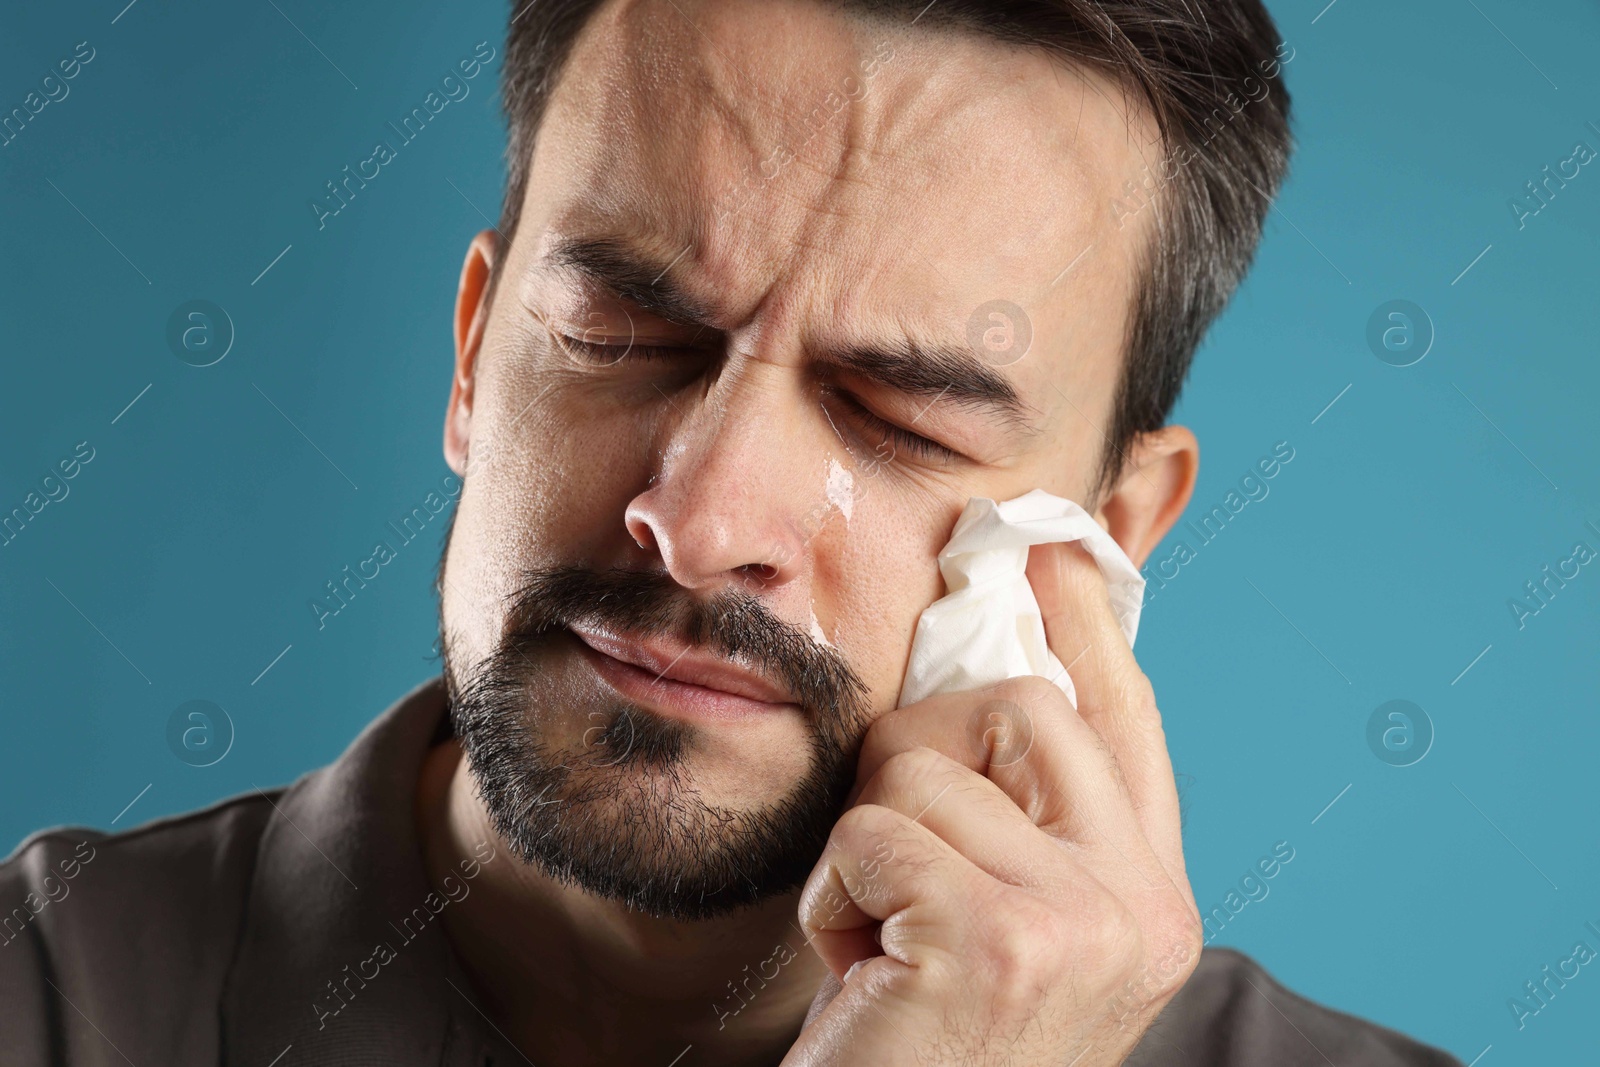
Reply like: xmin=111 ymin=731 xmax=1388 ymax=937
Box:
xmin=518 ymin=0 xmax=1159 ymax=409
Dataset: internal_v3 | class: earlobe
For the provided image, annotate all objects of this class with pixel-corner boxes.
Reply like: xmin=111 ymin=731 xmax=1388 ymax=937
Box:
xmin=445 ymin=229 xmax=499 ymax=477
xmin=1092 ymin=426 xmax=1199 ymax=569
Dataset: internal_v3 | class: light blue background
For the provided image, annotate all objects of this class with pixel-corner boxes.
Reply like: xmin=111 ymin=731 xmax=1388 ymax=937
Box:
xmin=2 ymin=1 xmax=1596 ymax=1062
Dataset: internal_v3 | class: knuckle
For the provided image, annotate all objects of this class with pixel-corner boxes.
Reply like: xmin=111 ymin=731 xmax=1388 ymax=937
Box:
xmin=1075 ymin=892 xmax=1144 ymax=978
xmin=859 ymin=706 xmax=911 ymax=760
xmin=1097 ymin=907 xmax=1201 ymax=1027
xmin=1149 ymin=909 xmax=1205 ymax=991
xmin=1124 ymin=671 xmax=1159 ymax=717
xmin=831 ymin=801 xmax=900 ymax=847
xmin=977 ymin=895 xmax=1090 ymax=1017
xmin=1169 ymin=931 xmax=1204 ymax=988
xmin=980 ymin=894 xmax=1058 ymax=987
xmin=830 ymin=804 xmax=922 ymax=866
xmin=973 ymin=697 xmax=1036 ymax=769
xmin=877 ymin=745 xmax=957 ymax=793
xmin=822 ymin=805 xmax=908 ymax=905
xmin=990 ymin=673 xmax=1068 ymax=714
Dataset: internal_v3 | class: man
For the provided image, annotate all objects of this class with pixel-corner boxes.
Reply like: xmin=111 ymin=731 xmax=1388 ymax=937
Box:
xmin=0 ymin=1 xmax=1461 ymax=1064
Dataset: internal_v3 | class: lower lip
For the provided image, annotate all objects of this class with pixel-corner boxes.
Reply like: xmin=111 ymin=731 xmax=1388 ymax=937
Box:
xmin=571 ymin=635 xmax=795 ymax=724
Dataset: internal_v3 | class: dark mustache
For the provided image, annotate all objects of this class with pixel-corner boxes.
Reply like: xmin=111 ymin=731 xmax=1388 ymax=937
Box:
xmin=502 ymin=566 xmax=870 ymax=734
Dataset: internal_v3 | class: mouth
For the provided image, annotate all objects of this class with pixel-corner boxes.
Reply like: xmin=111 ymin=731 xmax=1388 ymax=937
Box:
xmin=567 ymin=622 xmax=800 ymax=723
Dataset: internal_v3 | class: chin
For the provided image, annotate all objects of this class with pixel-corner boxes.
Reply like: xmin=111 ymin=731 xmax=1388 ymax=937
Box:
xmin=438 ymin=561 xmax=872 ymax=919
xmin=446 ymin=647 xmax=858 ymax=922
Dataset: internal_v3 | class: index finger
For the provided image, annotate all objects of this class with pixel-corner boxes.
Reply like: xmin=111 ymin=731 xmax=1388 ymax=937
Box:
xmin=1027 ymin=539 xmax=1186 ymax=873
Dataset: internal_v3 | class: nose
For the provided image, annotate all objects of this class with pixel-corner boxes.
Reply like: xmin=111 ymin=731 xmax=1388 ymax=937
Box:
xmin=625 ymin=371 xmax=824 ymax=593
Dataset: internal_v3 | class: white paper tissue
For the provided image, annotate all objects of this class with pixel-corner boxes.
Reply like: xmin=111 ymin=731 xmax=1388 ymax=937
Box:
xmin=896 ymin=489 xmax=1145 ymax=710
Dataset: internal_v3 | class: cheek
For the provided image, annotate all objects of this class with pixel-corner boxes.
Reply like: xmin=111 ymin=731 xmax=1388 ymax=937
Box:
xmin=444 ymin=335 xmax=656 ymax=657
xmin=811 ymin=486 xmax=954 ymax=710
xmin=491 ymin=329 xmax=658 ymax=516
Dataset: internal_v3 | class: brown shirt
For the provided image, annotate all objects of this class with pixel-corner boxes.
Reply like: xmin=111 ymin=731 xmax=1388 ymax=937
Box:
xmin=0 ymin=678 xmax=1462 ymax=1066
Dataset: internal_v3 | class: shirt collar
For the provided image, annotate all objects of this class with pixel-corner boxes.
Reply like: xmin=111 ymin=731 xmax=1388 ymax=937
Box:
xmin=220 ymin=677 xmax=509 ymax=1066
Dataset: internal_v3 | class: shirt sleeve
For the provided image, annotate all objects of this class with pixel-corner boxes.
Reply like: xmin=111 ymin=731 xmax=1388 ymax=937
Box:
xmin=1126 ymin=947 xmax=1465 ymax=1067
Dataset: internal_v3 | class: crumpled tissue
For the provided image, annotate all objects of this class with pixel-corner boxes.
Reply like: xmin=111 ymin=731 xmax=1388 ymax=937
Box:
xmin=896 ymin=489 xmax=1145 ymax=710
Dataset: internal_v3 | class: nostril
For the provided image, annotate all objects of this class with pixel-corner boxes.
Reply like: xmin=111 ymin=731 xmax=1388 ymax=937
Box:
xmin=625 ymin=513 xmax=657 ymax=554
xmin=745 ymin=562 xmax=779 ymax=583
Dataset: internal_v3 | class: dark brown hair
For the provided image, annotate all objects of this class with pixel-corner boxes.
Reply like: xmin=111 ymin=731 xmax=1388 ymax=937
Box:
xmin=496 ymin=0 xmax=1292 ymax=489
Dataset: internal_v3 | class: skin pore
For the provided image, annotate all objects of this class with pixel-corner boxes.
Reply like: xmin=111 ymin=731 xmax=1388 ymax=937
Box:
xmin=416 ymin=1 xmax=1199 ymax=1064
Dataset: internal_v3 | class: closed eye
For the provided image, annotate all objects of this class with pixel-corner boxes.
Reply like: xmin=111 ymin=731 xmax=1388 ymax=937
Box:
xmin=555 ymin=334 xmax=704 ymax=364
xmin=558 ymin=331 xmax=961 ymax=464
xmin=828 ymin=389 xmax=959 ymax=464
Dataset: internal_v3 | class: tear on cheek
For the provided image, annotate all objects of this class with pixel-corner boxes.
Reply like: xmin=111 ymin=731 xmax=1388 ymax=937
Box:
xmin=809 ymin=605 xmax=834 ymax=648
xmin=826 ymin=458 xmax=854 ymax=521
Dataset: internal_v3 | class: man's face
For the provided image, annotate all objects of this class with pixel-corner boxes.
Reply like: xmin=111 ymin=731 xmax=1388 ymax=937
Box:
xmin=439 ymin=0 xmax=1160 ymax=918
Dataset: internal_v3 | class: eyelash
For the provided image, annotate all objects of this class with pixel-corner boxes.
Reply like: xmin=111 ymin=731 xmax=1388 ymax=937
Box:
xmin=556 ymin=334 xmax=693 ymax=363
xmin=830 ymin=391 xmax=958 ymax=464
xmin=559 ymin=334 xmax=958 ymax=464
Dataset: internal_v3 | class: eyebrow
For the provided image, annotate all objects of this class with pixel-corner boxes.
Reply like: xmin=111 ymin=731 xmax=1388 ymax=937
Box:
xmin=543 ymin=234 xmax=1036 ymax=431
xmin=545 ymin=235 xmax=714 ymax=326
xmin=824 ymin=340 xmax=1034 ymax=431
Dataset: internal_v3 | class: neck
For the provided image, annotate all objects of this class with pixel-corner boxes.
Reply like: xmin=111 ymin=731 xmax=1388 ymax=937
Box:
xmin=415 ymin=739 xmax=827 ymax=1067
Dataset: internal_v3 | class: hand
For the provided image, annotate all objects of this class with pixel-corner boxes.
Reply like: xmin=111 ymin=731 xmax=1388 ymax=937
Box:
xmin=783 ymin=541 xmax=1202 ymax=1066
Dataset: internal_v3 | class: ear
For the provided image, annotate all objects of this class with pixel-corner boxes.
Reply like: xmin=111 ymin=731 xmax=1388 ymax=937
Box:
xmin=1092 ymin=425 xmax=1198 ymax=569
xmin=445 ymin=229 xmax=499 ymax=477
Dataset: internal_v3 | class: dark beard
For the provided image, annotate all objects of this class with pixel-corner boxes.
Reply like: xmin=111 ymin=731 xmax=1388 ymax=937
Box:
xmin=440 ymin=563 xmax=872 ymax=922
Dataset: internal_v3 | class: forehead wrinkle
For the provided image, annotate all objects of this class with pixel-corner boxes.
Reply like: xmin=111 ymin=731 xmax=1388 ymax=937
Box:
xmin=546 ymin=5 xmax=776 ymax=233
xmin=622 ymin=3 xmax=859 ymax=219
xmin=545 ymin=1 xmax=1145 ymax=462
